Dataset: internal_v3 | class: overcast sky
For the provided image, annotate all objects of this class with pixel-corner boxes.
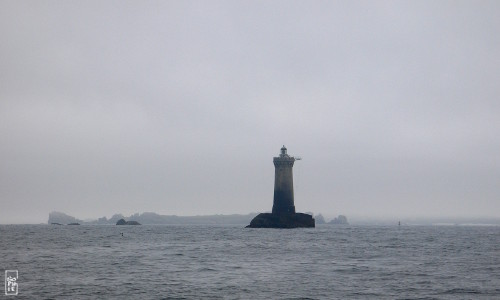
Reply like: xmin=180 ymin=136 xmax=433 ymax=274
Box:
xmin=1 ymin=1 xmax=499 ymax=223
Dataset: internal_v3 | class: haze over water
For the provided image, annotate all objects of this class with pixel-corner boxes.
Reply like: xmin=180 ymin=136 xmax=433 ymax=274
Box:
xmin=2 ymin=224 xmax=499 ymax=299
xmin=2 ymin=1 xmax=500 ymax=223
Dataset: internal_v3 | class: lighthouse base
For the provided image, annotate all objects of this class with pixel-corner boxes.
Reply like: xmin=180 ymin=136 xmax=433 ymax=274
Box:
xmin=246 ymin=212 xmax=315 ymax=228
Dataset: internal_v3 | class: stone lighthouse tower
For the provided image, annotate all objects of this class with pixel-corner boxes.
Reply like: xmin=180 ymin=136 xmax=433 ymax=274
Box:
xmin=272 ymin=145 xmax=296 ymax=214
xmin=247 ymin=146 xmax=315 ymax=228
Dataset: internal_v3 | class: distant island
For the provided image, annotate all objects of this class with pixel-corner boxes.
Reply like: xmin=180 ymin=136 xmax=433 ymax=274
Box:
xmin=48 ymin=211 xmax=259 ymax=225
xmin=48 ymin=211 xmax=349 ymax=226
xmin=43 ymin=212 xmax=500 ymax=226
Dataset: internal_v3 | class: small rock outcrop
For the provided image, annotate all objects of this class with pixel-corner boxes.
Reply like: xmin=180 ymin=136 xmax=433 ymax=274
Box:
xmin=109 ymin=214 xmax=126 ymax=224
xmin=125 ymin=220 xmax=141 ymax=225
xmin=67 ymin=223 xmax=80 ymax=225
xmin=116 ymin=219 xmax=141 ymax=225
xmin=116 ymin=219 xmax=127 ymax=225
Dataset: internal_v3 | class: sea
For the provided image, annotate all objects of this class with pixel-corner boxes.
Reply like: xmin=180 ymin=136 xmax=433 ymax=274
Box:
xmin=1 ymin=224 xmax=499 ymax=299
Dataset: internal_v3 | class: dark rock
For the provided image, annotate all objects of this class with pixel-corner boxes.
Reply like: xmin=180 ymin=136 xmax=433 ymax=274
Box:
xmin=116 ymin=219 xmax=127 ymax=225
xmin=50 ymin=222 xmax=62 ymax=225
xmin=125 ymin=220 xmax=141 ymax=225
xmin=67 ymin=223 xmax=80 ymax=225
xmin=246 ymin=213 xmax=315 ymax=228
xmin=116 ymin=218 xmax=141 ymax=225
xmin=109 ymin=214 xmax=126 ymax=224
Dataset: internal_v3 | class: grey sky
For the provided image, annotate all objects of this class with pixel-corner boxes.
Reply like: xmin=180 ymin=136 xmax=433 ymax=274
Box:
xmin=1 ymin=1 xmax=499 ymax=223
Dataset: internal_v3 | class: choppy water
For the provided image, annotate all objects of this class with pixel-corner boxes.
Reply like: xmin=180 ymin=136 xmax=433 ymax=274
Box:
xmin=1 ymin=224 xmax=499 ymax=299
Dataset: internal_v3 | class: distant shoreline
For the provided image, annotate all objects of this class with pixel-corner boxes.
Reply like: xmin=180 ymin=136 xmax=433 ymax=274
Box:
xmin=1 ymin=211 xmax=498 ymax=226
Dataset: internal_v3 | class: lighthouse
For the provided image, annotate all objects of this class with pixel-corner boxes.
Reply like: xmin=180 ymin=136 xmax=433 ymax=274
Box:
xmin=247 ymin=146 xmax=315 ymax=228
xmin=272 ymin=145 xmax=296 ymax=214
